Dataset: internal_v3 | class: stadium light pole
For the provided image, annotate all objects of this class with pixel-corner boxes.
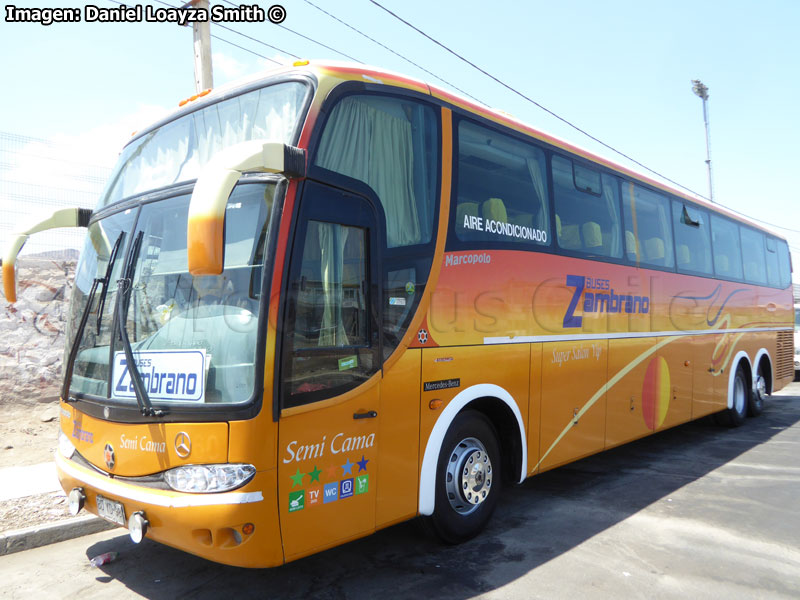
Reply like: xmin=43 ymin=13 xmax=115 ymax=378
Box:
xmin=691 ymin=79 xmax=713 ymax=202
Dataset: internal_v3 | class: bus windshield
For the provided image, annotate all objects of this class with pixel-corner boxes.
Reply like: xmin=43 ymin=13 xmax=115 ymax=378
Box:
xmin=65 ymin=181 xmax=276 ymax=408
xmin=98 ymin=80 xmax=307 ymax=208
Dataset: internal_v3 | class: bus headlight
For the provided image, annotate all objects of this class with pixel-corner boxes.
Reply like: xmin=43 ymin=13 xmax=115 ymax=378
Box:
xmin=164 ymin=464 xmax=256 ymax=493
xmin=59 ymin=432 xmax=76 ymax=459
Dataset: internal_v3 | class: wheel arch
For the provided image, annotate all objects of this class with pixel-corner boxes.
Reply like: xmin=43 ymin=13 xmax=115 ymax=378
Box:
xmin=418 ymin=383 xmax=527 ymax=516
xmin=726 ymin=351 xmax=752 ymax=409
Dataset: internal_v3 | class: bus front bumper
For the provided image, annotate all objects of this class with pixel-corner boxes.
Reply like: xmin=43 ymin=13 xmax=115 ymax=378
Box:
xmin=54 ymin=450 xmax=284 ymax=568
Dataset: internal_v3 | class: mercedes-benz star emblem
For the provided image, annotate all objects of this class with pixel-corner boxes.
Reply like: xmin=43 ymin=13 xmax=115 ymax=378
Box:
xmin=103 ymin=443 xmax=115 ymax=470
xmin=174 ymin=432 xmax=192 ymax=458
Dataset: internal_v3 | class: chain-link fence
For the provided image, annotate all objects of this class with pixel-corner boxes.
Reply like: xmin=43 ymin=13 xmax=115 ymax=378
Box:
xmin=0 ymin=131 xmax=112 ymax=259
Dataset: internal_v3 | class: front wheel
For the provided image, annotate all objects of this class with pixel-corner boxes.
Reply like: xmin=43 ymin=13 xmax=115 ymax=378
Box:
xmin=424 ymin=410 xmax=502 ymax=544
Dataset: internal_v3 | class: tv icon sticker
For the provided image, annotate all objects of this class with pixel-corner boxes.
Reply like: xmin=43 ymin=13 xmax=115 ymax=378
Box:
xmin=323 ymin=482 xmax=338 ymax=504
xmin=355 ymin=474 xmax=369 ymax=495
xmin=340 ymin=478 xmax=354 ymax=499
xmin=289 ymin=490 xmax=304 ymax=513
xmin=307 ymin=486 xmax=321 ymax=507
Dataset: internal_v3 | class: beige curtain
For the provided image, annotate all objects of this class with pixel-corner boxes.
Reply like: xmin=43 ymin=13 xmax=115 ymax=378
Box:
xmin=317 ymin=222 xmax=349 ymax=347
xmin=316 ymin=97 xmax=421 ymax=247
xmin=525 ymin=157 xmax=547 ymax=230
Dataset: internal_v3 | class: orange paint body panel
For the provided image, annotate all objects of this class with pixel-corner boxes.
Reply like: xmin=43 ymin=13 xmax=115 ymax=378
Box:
xmin=187 ymin=214 xmax=225 ymax=275
xmin=62 ymin=404 xmax=227 ymax=477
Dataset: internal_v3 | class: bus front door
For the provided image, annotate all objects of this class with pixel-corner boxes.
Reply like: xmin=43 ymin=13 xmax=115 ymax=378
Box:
xmin=277 ymin=181 xmax=382 ymax=561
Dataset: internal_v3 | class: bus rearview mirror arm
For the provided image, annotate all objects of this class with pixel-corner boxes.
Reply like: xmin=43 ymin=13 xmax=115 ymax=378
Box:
xmin=187 ymin=141 xmax=305 ymax=276
xmin=2 ymin=207 xmax=92 ymax=303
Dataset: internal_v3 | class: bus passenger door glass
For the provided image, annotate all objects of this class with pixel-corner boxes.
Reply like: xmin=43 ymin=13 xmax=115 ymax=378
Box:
xmin=278 ymin=181 xmax=381 ymax=560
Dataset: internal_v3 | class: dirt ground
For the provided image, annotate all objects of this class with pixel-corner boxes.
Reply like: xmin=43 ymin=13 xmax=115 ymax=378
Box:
xmin=0 ymin=401 xmax=61 ymax=469
xmin=0 ymin=401 xmax=72 ymax=533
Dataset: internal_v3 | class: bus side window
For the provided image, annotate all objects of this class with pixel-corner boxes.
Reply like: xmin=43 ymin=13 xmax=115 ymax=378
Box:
xmin=454 ymin=120 xmax=550 ymax=247
xmin=622 ymin=182 xmax=674 ymax=268
xmin=315 ymin=94 xmax=438 ymax=249
xmin=552 ymin=155 xmax=622 ymax=258
xmin=672 ymin=201 xmax=712 ymax=275
xmin=739 ymin=226 xmax=767 ymax=285
xmin=710 ymin=214 xmax=744 ymax=280
xmin=765 ymin=237 xmax=780 ymax=287
xmin=777 ymin=239 xmax=792 ymax=289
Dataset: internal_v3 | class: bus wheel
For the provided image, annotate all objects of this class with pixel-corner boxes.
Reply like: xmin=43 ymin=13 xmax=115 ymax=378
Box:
xmin=426 ymin=410 xmax=502 ymax=544
xmin=717 ymin=364 xmax=748 ymax=427
xmin=748 ymin=363 xmax=768 ymax=417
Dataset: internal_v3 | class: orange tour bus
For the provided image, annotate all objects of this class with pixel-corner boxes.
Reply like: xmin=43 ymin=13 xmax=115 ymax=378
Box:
xmin=3 ymin=60 xmax=794 ymax=568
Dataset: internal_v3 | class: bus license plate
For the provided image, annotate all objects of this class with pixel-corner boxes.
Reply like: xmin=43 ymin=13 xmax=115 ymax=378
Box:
xmin=96 ymin=495 xmax=125 ymax=526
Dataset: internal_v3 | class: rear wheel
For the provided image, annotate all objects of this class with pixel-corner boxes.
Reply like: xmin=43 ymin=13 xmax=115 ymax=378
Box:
xmin=425 ymin=410 xmax=501 ymax=544
xmin=716 ymin=364 xmax=748 ymax=427
xmin=748 ymin=362 xmax=768 ymax=417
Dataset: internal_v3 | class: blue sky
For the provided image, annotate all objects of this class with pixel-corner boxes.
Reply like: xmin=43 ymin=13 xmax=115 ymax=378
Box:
xmin=1 ymin=0 xmax=799 ymax=279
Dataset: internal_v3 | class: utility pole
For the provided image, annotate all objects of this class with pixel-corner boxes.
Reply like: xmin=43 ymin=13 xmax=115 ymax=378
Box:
xmin=691 ymin=79 xmax=713 ymax=202
xmin=187 ymin=0 xmax=213 ymax=93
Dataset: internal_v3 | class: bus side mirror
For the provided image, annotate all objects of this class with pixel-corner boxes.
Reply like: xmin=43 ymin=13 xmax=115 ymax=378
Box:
xmin=187 ymin=141 xmax=305 ymax=276
xmin=2 ymin=207 xmax=92 ymax=303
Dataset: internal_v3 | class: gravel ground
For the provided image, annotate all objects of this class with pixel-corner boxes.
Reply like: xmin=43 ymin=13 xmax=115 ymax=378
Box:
xmin=0 ymin=491 xmax=73 ymax=533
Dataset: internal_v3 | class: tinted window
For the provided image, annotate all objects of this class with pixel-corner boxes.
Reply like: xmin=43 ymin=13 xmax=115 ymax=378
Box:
xmin=621 ymin=182 xmax=674 ymax=268
xmin=765 ymin=237 xmax=781 ymax=287
xmin=777 ymin=239 xmax=792 ymax=288
xmin=553 ymin=156 xmax=622 ymax=258
xmin=454 ymin=120 xmax=549 ymax=246
xmin=740 ymin=227 xmax=767 ymax=285
xmin=284 ymin=221 xmax=374 ymax=403
xmin=672 ymin=201 xmax=712 ymax=275
xmin=710 ymin=214 xmax=743 ymax=279
xmin=315 ymin=95 xmax=438 ymax=248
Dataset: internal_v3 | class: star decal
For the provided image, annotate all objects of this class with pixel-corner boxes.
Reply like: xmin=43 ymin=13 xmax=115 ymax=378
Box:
xmin=325 ymin=464 xmax=339 ymax=480
xmin=308 ymin=465 xmax=322 ymax=483
xmin=290 ymin=467 xmax=305 ymax=488
xmin=341 ymin=458 xmax=354 ymax=476
xmin=357 ymin=455 xmax=369 ymax=472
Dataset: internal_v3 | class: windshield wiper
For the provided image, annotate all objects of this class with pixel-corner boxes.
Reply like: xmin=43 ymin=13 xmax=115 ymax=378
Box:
xmin=116 ymin=231 xmax=168 ymax=417
xmin=95 ymin=233 xmax=124 ymax=335
xmin=62 ymin=231 xmax=125 ymax=403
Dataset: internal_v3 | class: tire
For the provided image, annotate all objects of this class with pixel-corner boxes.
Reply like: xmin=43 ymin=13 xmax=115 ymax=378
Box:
xmin=716 ymin=364 xmax=748 ymax=427
xmin=424 ymin=410 xmax=502 ymax=544
xmin=748 ymin=362 xmax=768 ymax=417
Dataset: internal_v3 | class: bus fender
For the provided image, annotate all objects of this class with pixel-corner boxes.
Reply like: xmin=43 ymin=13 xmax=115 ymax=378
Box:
xmin=726 ymin=351 xmax=752 ymax=410
xmin=418 ymin=383 xmax=527 ymax=516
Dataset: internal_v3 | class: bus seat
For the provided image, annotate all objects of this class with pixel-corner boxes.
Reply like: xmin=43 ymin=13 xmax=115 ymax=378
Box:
xmin=717 ymin=255 xmax=730 ymax=273
xmin=677 ymin=244 xmax=691 ymax=266
xmin=560 ymin=224 xmax=581 ymax=250
xmin=625 ymin=230 xmax=641 ymax=260
xmin=582 ymin=222 xmax=602 ymax=249
xmin=482 ymin=197 xmax=508 ymax=223
xmin=645 ymin=237 xmax=665 ymax=261
xmin=456 ymin=201 xmax=479 ymax=225
xmin=511 ymin=213 xmax=533 ymax=228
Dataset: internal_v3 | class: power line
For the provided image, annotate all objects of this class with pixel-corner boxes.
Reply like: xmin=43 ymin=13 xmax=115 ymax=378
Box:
xmin=301 ymin=0 xmax=486 ymax=106
xmin=218 ymin=0 xmax=363 ymax=63
xmin=368 ymin=0 xmax=711 ymax=201
xmin=211 ymin=34 xmax=279 ymax=63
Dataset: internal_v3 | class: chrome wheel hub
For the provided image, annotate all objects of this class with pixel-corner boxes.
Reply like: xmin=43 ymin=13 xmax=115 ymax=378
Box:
xmin=445 ymin=437 xmax=493 ymax=514
xmin=755 ymin=375 xmax=767 ymax=401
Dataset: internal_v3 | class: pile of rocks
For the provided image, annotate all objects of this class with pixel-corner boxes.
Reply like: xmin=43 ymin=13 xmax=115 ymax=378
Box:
xmin=0 ymin=258 xmax=76 ymax=407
